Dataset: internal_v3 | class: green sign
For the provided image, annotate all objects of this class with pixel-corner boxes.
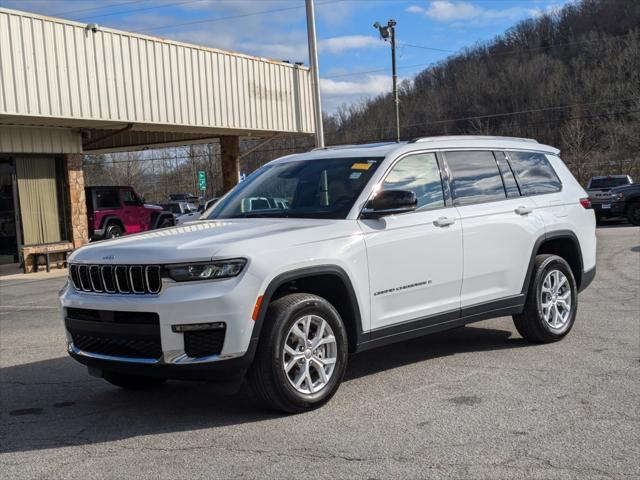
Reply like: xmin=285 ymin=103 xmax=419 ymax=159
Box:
xmin=198 ymin=170 xmax=206 ymax=190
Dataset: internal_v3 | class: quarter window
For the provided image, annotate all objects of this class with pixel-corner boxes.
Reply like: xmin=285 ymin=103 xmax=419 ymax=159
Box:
xmin=494 ymin=151 xmax=521 ymax=198
xmin=507 ymin=151 xmax=562 ymax=195
xmin=445 ymin=151 xmax=506 ymax=205
xmin=381 ymin=153 xmax=445 ymax=210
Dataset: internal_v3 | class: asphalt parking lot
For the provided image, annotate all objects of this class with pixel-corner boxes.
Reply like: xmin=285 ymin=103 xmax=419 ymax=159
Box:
xmin=1 ymin=226 xmax=638 ymax=479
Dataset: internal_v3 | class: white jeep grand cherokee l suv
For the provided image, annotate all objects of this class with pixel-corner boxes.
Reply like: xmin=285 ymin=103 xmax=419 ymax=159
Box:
xmin=61 ymin=136 xmax=596 ymax=412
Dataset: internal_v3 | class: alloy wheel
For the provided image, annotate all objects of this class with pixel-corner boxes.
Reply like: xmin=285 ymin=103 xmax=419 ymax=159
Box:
xmin=282 ymin=315 xmax=337 ymax=395
xmin=540 ymin=269 xmax=572 ymax=331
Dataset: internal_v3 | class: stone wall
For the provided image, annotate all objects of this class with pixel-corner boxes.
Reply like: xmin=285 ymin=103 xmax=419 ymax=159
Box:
xmin=65 ymin=154 xmax=88 ymax=248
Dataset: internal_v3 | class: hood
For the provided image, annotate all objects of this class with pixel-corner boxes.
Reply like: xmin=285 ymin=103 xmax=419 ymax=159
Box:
xmin=145 ymin=203 xmax=164 ymax=210
xmin=609 ymin=184 xmax=639 ymax=194
xmin=70 ymin=218 xmax=343 ymax=264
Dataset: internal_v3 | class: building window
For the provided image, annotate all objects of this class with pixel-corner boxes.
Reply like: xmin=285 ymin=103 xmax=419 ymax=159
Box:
xmin=15 ymin=157 xmax=66 ymax=245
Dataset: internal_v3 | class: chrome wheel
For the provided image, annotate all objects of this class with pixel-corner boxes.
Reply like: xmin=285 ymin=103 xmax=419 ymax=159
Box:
xmin=283 ymin=315 xmax=337 ymax=395
xmin=540 ymin=269 xmax=572 ymax=331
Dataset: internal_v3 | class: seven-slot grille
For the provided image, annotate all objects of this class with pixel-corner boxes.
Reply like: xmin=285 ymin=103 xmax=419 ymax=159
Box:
xmin=69 ymin=264 xmax=162 ymax=294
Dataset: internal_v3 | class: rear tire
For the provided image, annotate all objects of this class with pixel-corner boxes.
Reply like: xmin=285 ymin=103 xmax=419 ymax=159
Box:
xmin=248 ymin=293 xmax=348 ymax=413
xmin=105 ymin=223 xmax=124 ymax=239
xmin=513 ymin=254 xmax=577 ymax=343
xmin=158 ymin=217 xmax=174 ymax=228
xmin=104 ymin=372 xmax=166 ymax=390
xmin=627 ymin=202 xmax=640 ymax=226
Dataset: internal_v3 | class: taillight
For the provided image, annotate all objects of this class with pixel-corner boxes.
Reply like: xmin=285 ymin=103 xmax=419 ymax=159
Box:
xmin=579 ymin=197 xmax=591 ymax=209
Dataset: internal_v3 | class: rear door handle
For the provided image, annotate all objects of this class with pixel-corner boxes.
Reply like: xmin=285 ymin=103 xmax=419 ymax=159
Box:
xmin=515 ymin=206 xmax=533 ymax=216
xmin=433 ymin=217 xmax=455 ymax=227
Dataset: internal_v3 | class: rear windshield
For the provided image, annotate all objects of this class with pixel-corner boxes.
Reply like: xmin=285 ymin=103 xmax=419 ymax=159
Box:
xmin=588 ymin=177 xmax=630 ymax=189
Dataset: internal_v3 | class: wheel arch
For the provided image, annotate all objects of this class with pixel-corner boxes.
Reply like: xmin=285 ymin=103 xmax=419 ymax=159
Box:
xmin=150 ymin=211 xmax=175 ymax=229
xmin=100 ymin=215 xmax=125 ymax=232
xmin=253 ymin=266 xmax=365 ymax=353
xmin=522 ymin=230 xmax=584 ymax=294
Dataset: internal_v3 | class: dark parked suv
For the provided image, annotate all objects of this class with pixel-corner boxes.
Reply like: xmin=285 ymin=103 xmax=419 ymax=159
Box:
xmin=607 ymin=184 xmax=640 ymax=226
xmin=86 ymin=186 xmax=175 ymax=240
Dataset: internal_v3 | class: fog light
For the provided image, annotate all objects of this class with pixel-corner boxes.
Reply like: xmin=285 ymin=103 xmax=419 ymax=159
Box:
xmin=171 ymin=322 xmax=225 ymax=333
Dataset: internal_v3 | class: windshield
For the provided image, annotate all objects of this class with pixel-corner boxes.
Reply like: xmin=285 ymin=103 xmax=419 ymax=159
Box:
xmin=206 ymin=157 xmax=383 ymax=219
xmin=589 ymin=177 xmax=630 ymax=189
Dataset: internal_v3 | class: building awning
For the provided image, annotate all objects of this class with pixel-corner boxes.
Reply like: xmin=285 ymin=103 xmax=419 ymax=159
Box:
xmin=0 ymin=7 xmax=316 ymax=153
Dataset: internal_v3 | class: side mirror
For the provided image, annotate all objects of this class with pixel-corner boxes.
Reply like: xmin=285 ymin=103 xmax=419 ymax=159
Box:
xmin=141 ymin=196 xmax=146 ymax=204
xmin=361 ymin=190 xmax=417 ymax=219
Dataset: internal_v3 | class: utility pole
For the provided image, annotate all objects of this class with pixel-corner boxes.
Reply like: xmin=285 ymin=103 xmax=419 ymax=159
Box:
xmin=306 ymin=0 xmax=325 ymax=148
xmin=374 ymin=19 xmax=400 ymax=142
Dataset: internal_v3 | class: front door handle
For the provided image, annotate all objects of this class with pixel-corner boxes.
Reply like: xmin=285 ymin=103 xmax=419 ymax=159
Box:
xmin=515 ymin=206 xmax=533 ymax=216
xmin=433 ymin=217 xmax=455 ymax=227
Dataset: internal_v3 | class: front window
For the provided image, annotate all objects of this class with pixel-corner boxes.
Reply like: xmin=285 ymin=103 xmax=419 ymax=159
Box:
xmin=207 ymin=157 xmax=383 ymax=219
xmin=381 ymin=153 xmax=445 ymax=210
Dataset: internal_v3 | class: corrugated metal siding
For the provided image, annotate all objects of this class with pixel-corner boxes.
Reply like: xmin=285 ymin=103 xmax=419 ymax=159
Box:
xmin=0 ymin=8 xmax=315 ymax=134
xmin=0 ymin=126 xmax=81 ymax=153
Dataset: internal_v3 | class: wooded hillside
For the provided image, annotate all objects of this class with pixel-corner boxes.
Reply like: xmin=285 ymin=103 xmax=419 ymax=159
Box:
xmin=323 ymin=0 xmax=639 ymax=183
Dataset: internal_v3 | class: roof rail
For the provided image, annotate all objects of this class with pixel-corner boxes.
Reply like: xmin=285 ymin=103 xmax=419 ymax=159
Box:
xmin=312 ymin=141 xmax=401 ymax=151
xmin=409 ymin=135 xmax=538 ymax=144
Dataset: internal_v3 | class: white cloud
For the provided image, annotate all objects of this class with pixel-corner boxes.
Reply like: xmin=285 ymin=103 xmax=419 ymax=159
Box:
xmin=321 ymin=75 xmax=391 ymax=97
xmin=425 ymin=1 xmax=482 ymax=21
xmin=319 ymin=35 xmax=382 ymax=54
xmin=406 ymin=6 xmax=425 ymax=14
xmin=407 ymin=1 xmax=546 ymax=23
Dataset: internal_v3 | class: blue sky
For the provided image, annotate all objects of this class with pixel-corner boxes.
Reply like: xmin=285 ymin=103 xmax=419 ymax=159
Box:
xmin=0 ymin=0 xmax=572 ymax=112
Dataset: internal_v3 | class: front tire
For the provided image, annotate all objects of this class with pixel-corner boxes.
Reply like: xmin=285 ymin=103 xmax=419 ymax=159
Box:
xmin=248 ymin=293 xmax=348 ymax=413
xmin=513 ymin=254 xmax=577 ymax=343
xmin=105 ymin=223 xmax=124 ymax=239
xmin=104 ymin=372 xmax=166 ymax=390
xmin=627 ymin=202 xmax=640 ymax=226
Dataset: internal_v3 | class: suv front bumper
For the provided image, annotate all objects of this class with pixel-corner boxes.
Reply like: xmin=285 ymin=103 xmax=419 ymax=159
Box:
xmin=60 ymin=273 xmax=261 ymax=383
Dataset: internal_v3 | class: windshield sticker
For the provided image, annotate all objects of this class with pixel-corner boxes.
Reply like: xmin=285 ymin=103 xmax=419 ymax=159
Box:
xmin=351 ymin=163 xmax=372 ymax=170
xmin=349 ymin=172 xmax=363 ymax=179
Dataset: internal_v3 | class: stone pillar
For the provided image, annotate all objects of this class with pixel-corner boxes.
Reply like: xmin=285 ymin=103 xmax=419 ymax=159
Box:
xmin=220 ymin=135 xmax=240 ymax=194
xmin=65 ymin=154 xmax=89 ymax=248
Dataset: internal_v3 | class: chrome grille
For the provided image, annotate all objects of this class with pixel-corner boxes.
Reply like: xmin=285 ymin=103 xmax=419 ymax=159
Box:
xmin=69 ymin=264 xmax=162 ymax=294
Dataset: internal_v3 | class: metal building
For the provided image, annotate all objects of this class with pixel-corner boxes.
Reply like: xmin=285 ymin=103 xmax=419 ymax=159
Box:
xmin=0 ymin=7 xmax=316 ymax=270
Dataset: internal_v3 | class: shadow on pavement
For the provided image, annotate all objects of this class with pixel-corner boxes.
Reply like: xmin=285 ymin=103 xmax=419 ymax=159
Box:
xmin=0 ymin=325 xmax=526 ymax=454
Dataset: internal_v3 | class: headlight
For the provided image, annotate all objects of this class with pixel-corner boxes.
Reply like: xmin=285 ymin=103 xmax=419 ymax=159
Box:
xmin=616 ymin=192 xmax=625 ymax=200
xmin=166 ymin=259 xmax=247 ymax=282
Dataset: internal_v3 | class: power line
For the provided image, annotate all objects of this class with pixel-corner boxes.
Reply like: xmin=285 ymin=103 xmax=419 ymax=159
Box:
xmin=52 ymin=0 xmax=144 ymax=17
xmin=326 ymin=31 xmax=638 ymax=80
xmin=84 ymin=103 xmax=639 ymax=165
xmin=73 ymin=0 xmax=206 ymax=22
xmin=140 ymin=0 xmax=344 ymax=34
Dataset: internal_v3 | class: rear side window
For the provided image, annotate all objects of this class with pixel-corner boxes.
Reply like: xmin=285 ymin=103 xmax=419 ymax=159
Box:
xmin=494 ymin=152 xmax=520 ymax=198
xmin=507 ymin=151 xmax=562 ymax=195
xmin=95 ymin=189 xmax=120 ymax=209
xmin=382 ymin=153 xmax=445 ymax=210
xmin=444 ymin=151 xmax=506 ymax=206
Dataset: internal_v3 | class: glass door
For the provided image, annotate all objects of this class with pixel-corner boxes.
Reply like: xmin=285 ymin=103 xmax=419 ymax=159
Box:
xmin=0 ymin=160 xmax=19 ymax=264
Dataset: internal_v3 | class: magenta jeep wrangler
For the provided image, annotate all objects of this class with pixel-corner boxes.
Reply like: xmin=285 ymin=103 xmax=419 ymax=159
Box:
xmin=86 ymin=186 xmax=175 ymax=240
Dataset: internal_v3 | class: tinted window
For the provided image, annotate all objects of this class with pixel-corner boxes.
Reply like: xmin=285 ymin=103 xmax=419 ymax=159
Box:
xmin=207 ymin=157 xmax=382 ymax=219
xmin=122 ymin=190 xmax=141 ymax=206
xmin=494 ymin=151 xmax=520 ymax=198
xmin=588 ymin=177 xmax=630 ymax=189
xmin=507 ymin=151 xmax=562 ymax=195
xmin=445 ymin=151 xmax=506 ymax=205
xmin=95 ymin=189 xmax=120 ymax=209
xmin=381 ymin=153 xmax=444 ymax=210
xmin=162 ymin=204 xmax=182 ymax=214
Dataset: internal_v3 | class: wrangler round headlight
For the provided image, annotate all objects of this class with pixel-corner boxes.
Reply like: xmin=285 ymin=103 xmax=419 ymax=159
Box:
xmin=166 ymin=259 xmax=246 ymax=282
